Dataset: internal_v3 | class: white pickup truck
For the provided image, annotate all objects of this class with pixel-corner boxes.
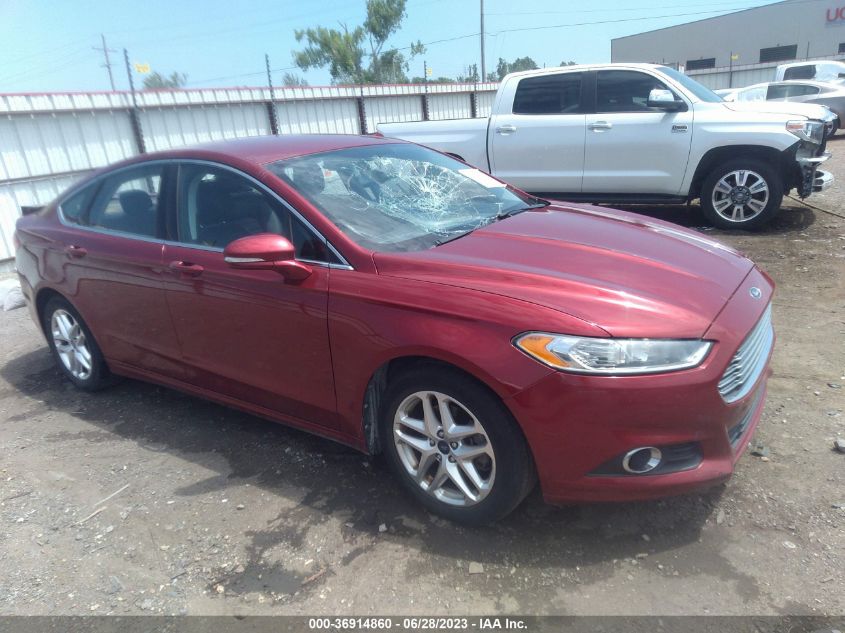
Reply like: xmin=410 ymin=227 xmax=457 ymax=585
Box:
xmin=379 ymin=63 xmax=834 ymax=229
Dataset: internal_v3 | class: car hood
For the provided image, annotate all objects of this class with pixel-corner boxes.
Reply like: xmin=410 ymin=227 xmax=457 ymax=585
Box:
xmin=373 ymin=204 xmax=754 ymax=339
xmin=723 ymin=100 xmax=834 ymax=121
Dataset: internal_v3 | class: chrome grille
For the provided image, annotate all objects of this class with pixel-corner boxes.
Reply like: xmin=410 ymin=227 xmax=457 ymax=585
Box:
xmin=718 ymin=304 xmax=773 ymax=403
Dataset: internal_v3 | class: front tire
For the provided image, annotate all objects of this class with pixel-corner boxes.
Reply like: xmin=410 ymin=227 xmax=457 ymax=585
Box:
xmin=380 ymin=366 xmax=535 ymax=525
xmin=42 ymin=296 xmax=114 ymax=391
xmin=700 ymin=158 xmax=783 ymax=230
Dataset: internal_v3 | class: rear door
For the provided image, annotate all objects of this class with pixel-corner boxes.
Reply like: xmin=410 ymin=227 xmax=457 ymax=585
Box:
xmin=161 ymin=161 xmax=339 ymax=428
xmin=582 ymin=69 xmax=693 ymax=195
xmin=488 ymin=71 xmax=586 ymax=193
xmin=50 ymin=162 xmax=183 ymax=375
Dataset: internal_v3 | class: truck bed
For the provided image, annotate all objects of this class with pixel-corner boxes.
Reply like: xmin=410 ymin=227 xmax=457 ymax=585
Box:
xmin=378 ymin=117 xmax=491 ymax=170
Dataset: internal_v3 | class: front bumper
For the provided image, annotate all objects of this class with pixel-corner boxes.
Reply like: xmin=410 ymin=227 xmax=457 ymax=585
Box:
xmin=506 ymin=267 xmax=775 ymax=504
xmin=797 ymin=152 xmax=832 ymax=197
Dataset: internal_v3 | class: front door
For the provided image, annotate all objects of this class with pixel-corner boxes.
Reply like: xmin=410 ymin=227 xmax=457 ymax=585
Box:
xmin=582 ymin=69 xmax=694 ymax=195
xmin=161 ymin=162 xmax=338 ymax=428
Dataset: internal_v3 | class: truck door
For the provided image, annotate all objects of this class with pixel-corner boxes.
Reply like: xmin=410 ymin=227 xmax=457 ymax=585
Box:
xmin=582 ymin=69 xmax=693 ymax=195
xmin=489 ymin=72 xmax=586 ymax=194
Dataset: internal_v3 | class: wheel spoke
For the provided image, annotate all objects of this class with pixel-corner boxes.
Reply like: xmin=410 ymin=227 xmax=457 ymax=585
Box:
xmin=76 ymin=349 xmax=92 ymax=372
xmin=395 ymin=427 xmax=432 ymax=454
xmin=731 ymin=205 xmax=745 ymax=221
xmin=445 ymin=460 xmax=478 ymax=502
xmin=54 ymin=313 xmax=73 ymax=341
xmin=420 ymin=394 xmax=441 ymax=438
xmin=429 ymin=460 xmax=451 ymax=492
xmin=415 ymin=450 xmax=439 ymax=483
xmin=453 ymin=442 xmax=492 ymax=461
xmin=457 ymin=458 xmax=490 ymax=492
xmin=397 ymin=413 xmax=426 ymax=435
xmin=713 ymin=198 xmax=732 ymax=213
xmin=747 ymin=198 xmax=765 ymax=213
xmin=736 ymin=170 xmax=748 ymax=186
xmin=715 ymin=179 xmax=732 ymax=195
xmin=749 ymin=180 xmax=768 ymax=194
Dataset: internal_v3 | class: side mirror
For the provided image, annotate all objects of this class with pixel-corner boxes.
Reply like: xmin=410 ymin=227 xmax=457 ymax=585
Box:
xmin=647 ymin=88 xmax=688 ymax=112
xmin=223 ymin=233 xmax=311 ymax=282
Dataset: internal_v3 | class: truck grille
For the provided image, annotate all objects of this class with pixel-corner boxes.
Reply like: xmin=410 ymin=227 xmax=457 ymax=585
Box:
xmin=718 ymin=304 xmax=773 ymax=403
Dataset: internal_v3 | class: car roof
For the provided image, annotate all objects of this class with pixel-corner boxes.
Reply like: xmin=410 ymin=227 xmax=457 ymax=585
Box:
xmin=149 ymin=134 xmax=404 ymax=165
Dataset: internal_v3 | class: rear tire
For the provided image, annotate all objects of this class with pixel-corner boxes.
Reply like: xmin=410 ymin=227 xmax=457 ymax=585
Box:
xmin=700 ymin=158 xmax=783 ymax=230
xmin=380 ymin=365 xmax=536 ymax=525
xmin=42 ymin=296 xmax=115 ymax=391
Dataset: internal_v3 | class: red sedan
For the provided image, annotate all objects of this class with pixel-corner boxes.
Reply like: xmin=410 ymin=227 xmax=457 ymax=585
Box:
xmin=14 ymin=135 xmax=774 ymax=524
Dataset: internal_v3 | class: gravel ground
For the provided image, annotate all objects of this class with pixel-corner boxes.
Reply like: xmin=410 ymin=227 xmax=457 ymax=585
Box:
xmin=0 ymin=141 xmax=843 ymax=617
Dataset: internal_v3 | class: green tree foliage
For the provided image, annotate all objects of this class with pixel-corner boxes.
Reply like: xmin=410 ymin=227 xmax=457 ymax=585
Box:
xmin=490 ymin=56 xmax=540 ymax=81
xmin=457 ymin=64 xmax=480 ymax=83
xmin=293 ymin=0 xmax=424 ymax=84
xmin=142 ymin=71 xmax=188 ymax=89
xmin=559 ymin=60 xmax=578 ymax=66
xmin=281 ymin=72 xmax=309 ymax=87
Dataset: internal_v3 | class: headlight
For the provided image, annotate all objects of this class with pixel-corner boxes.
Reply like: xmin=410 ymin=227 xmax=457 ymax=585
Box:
xmin=786 ymin=120 xmax=824 ymax=144
xmin=513 ymin=333 xmax=712 ymax=375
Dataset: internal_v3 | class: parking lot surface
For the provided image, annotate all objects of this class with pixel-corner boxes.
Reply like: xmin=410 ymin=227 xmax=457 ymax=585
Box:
xmin=1 ymin=141 xmax=843 ymax=616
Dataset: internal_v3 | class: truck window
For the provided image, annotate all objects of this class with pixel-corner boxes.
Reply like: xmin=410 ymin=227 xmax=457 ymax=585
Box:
xmin=596 ymin=70 xmax=674 ymax=113
xmin=783 ymin=65 xmax=815 ymax=80
xmin=512 ymin=73 xmax=582 ymax=115
xmin=785 ymin=84 xmax=821 ymax=97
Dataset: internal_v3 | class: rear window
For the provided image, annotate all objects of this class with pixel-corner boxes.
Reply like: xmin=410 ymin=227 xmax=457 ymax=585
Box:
xmin=512 ymin=73 xmax=582 ymax=115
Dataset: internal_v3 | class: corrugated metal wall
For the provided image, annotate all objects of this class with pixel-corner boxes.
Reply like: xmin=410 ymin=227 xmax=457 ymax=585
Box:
xmin=0 ymin=83 xmax=497 ymax=262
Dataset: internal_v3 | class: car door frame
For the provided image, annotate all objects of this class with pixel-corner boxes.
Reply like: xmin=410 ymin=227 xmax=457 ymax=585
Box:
xmin=160 ymin=158 xmax=351 ymax=432
xmin=48 ymin=160 xmax=186 ymax=377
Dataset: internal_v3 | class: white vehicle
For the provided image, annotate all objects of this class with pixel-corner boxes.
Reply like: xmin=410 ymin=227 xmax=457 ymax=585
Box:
xmin=718 ymin=80 xmax=845 ymax=137
xmin=379 ymin=64 xmax=834 ymax=229
xmin=775 ymin=60 xmax=845 ymax=84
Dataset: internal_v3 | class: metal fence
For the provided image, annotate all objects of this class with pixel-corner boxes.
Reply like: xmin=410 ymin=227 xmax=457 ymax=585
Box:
xmin=0 ymin=82 xmax=498 ymax=262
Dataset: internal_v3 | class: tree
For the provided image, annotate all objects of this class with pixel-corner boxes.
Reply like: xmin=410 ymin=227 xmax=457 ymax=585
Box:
xmin=457 ymin=64 xmax=480 ymax=83
xmin=411 ymin=76 xmax=455 ymax=83
xmin=281 ymin=72 xmax=309 ymax=87
xmin=490 ymin=56 xmax=539 ymax=81
xmin=292 ymin=0 xmax=424 ymax=84
xmin=559 ymin=60 xmax=578 ymax=66
xmin=142 ymin=71 xmax=188 ymax=90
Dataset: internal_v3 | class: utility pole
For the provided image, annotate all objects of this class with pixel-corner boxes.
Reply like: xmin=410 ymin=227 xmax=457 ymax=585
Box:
xmin=480 ymin=0 xmax=486 ymax=82
xmin=423 ymin=60 xmax=428 ymax=90
xmin=265 ymin=53 xmax=280 ymax=135
xmin=93 ymin=34 xmax=117 ymax=91
xmin=123 ymin=48 xmax=146 ymax=154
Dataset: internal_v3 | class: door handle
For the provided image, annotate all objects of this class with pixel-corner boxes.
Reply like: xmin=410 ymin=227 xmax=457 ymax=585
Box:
xmin=64 ymin=245 xmax=87 ymax=258
xmin=168 ymin=260 xmax=204 ymax=277
xmin=495 ymin=125 xmax=517 ymax=134
xmin=588 ymin=121 xmax=613 ymax=131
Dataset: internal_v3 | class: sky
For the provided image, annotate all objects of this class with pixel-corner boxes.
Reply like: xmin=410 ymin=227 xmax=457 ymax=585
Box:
xmin=0 ymin=0 xmax=785 ymax=92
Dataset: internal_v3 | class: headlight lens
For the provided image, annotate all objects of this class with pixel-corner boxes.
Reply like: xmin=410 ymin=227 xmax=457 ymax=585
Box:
xmin=514 ymin=333 xmax=712 ymax=375
xmin=786 ymin=120 xmax=824 ymax=144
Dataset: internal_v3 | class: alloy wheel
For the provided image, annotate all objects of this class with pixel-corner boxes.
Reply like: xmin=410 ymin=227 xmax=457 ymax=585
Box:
xmin=392 ymin=390 xmax=496 ymax=506
xmin=51 ymin=309 xmax=93 ymax=380
xmin=711 ymin=169 xmax=770 ymax=223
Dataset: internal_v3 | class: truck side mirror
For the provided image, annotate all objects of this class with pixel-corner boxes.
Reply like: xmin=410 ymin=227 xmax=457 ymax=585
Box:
xmin=647 ymin=89 xmax=688 ymax=112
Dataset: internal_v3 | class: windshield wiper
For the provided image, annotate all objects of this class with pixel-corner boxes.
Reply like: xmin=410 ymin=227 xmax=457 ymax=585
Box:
xmin=494 ymin=200 xmax=550 ymax=221
xmin=434 ymin=230 xmax=474 ymax=246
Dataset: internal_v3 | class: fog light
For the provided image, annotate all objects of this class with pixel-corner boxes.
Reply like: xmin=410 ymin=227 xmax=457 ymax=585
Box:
xmin=622 ymin=447 xmax=662 ymax=474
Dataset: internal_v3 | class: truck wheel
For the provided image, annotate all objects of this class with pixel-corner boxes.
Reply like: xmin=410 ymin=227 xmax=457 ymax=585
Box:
xmin=700 ymin=158 xmax=783 ymax=230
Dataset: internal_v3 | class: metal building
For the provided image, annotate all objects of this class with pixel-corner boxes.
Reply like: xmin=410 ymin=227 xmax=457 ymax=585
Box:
xmin=612 ymin=0 xmax=845 ymax=71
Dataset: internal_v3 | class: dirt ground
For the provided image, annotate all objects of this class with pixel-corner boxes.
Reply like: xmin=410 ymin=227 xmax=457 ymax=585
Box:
xmin=0 ymin=142 xmax=843 ymax=618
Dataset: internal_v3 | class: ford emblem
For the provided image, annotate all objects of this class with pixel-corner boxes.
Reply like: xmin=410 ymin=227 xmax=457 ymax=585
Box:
xmin=749 ymin=287 xmax=762 ymax=299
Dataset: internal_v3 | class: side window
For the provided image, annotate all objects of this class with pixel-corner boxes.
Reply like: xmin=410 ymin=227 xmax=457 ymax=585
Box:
xmin=766 ymin=85 xmax=789 ymax=100
xmin=738 ymin=87 xmax=766 ymax=102
xmin=596 ymin=70 xmax=674 ymax=113
xmin=785 ymin=84 xmax=820 ymax=97
xmin=512 ymin=73 xmax=582 ymax=115
xmin=176 ymin=164 xmax=334 ymax=262
xmin=87 ymin=164 xmax=163 ymax=238
xmin=59 ymin=184 xmax=97 ymax=225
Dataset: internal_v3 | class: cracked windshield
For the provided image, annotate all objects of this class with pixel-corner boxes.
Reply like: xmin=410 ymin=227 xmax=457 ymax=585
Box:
xmin=268 ymin=143 xmax=542 ymax=252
